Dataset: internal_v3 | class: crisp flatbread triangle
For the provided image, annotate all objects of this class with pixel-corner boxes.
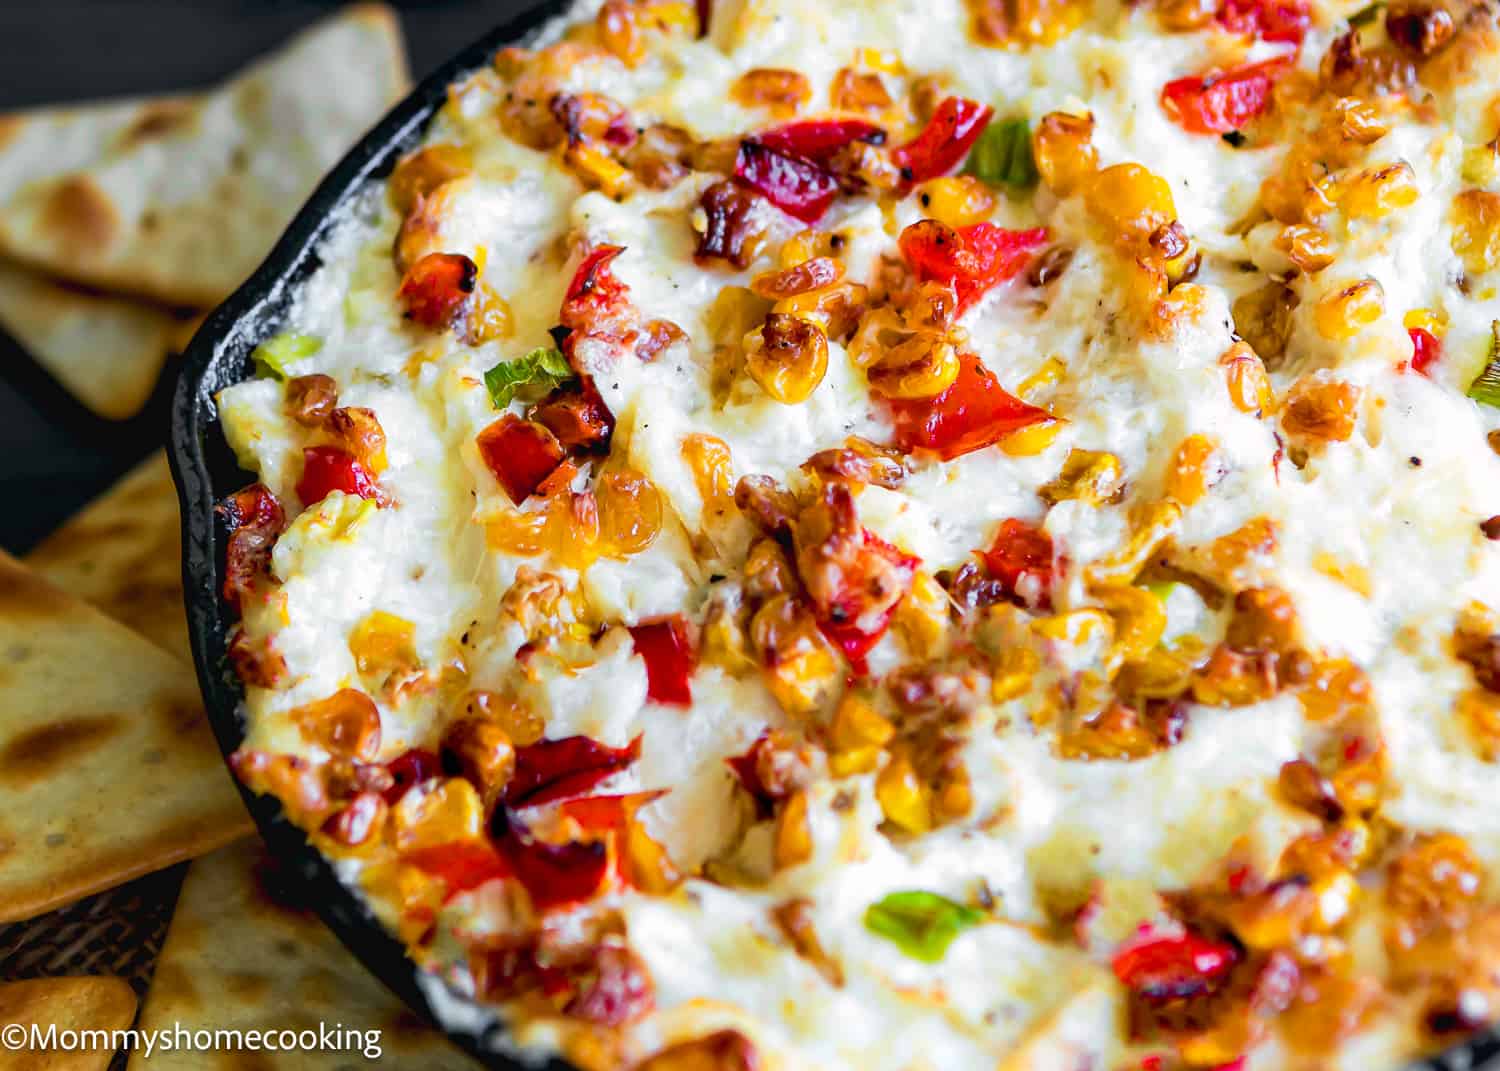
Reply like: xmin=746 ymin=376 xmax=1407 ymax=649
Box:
xmin=27 ymin=452 xmax=186 ymax=661
xmin=128 ymin=839 xmax=481 ymax=1071
xmin=0 ymin=976 xmax=137 ymax=1071
xmin=0 ymin=552 xmax=250 ymax=923
xmin=0 ymin=4 xmax=409 ymax=308
xmin=0 ymin=261 xmax=180 ymax=420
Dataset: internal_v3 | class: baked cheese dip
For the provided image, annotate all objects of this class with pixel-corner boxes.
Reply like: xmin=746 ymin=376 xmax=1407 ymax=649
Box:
xmin=217 ymin=0 xmax=1500 ymax=1065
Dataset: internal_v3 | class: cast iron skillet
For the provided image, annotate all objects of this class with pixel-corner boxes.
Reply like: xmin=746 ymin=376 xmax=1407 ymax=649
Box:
xmin=169 ymin=1 xmax=574 ymax=1067
xmin=169 ymin=3 xmax=1500 ymax=1068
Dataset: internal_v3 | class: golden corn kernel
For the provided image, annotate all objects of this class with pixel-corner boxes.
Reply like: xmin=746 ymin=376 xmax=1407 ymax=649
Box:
xmin=596 ymin=467 xmax=663 ymax=557
xmin=732 ymin=67 xmax=812 ymax=116
xmin=1085 ymin=163 xmax=1177 ymax=248
xmin=390 ymin=778 xmax=485 ymax=853
xmin=773 ymin=790 xmax=814 ymax=869
xmin=1333 ymin=97 xmax=1389 ymax=146
xmin=1165 ymin=434 xmax=1221 ymax=506
xmin=1033 ymin=111 xmax=1098 ymax=197
xmin=1116 ymin=643 xmax=1199 ymax=701
xmin=699 ymin=601 xmax=755 ymax=675
xmin=705 ymin=286 xmax=773 ymax=346
xmin=596 ymin=0 xmax=645 ymax=65
xmin=469 ymin=285 xmax=514 ymax=343
xmin=1276 ymin=224 xmax=1336 ymax=274
xmin=829 ymin=747 xmax=883 ymax=777
xmin=1282 ymin=377 xmax=1361 ymax=442
xmin=1095 ymin=584 xmax=1168 ymax=668
xmin=682 ymin=433 xmax=736 ymax=527
xmin=917 ymin=176 xmax=997 ymax=229
xmin=1190 ymin=645 xmax=1278 ymax=707
xmin=933 ymin=765 xmax=973 ymax=822
xmin=828 ymin=691 xmax=896 ymax=752
xmin=563 ymin=142 xmax=633 ymax=199
xmin=867 ymin=336 xmax=961 ymax=399
xmin=1462 ymin=140 xmax=1500 ymax=186
xmin=997 ymin=417 xmax=1063 ymax=457
xmin=991 ymin=646 xmax=1040 ymax=702
xmin=875 ymin=753 xmax=931 ymax=834
xmin=1452 ymin=189 xmax=1500 ymax=275
xmin=745 ymin=314 xmax=830 ymax=404
xmin=832 ymin=67 xmax=894 ymax=113
xmin=1220 ymin=341 xmax=1274 ymax=414
xmin=1402 ymin=307 xmax=1446 ymax=333
xmin=753 ymin=256 xmax=843 ymax=300
xmin=855 ymin=47 xmax=904 ymax=73
xmin=1016 ymin=356 xmax=1067 ymax=401
xmin=1459 ymin=688 xmax=1500 ymax=761
xmin=349 ymin=610 xmax=419 ymax=677
xmin=1040 ymin=448 xmax=1123 ymax=506
xmin=1032 ymin=608 xmax=1114 ymax=646
xmin=775 ymin=280 xmax=868 ymax=341
xmin=389 ymin=143 xmax=473 ymax=215
xmin=1314 ymin=278 xmax=1385 ymax=340
xmin=1340 ymin=161 xmax=1419 ymax=220
xmin=750 ymin=594 xmax=841 ymax=716
xmin=1085 ymin=500 xmax=1183 ymax=586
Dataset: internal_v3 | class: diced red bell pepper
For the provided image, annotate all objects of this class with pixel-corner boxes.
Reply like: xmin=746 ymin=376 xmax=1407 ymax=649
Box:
xmin=501 ymin=830 xmax=612 ymax=909
xmin=735 ymin=140 xmax=840 ymax=224
xmin=295 ymin=446 xmax=382 ymax=506
xmin=382 ymin=748 xmax=441 ymax=804
xmin=475 ymin=415 xmax=565 ymax=506
xmin=1161 ymin=57 xmax=1292 ymax=135
xmin=758 ymin=118 xmax=886 ymax=164
xmin=1408 ymin=327 xmax=1441 ymax=375
xmin=815 ymin=530 xmax=918 ymax=675
xmin=629 ymin=616 xmax=696 ymax=705
xmin=982 ymin=518 xmax=1054 ymax=610
xmin=564 ymin=944 xmax=656 ymax=1025
xmin=406 ymin=840 xmax=513 ymax=899
xmin=891 ymin=97 xmax=993 ymax=183
xmin=506 ymin=735 xmax=643 ymax=807
xmin=899 ymin=220 xmax=1049 ymax=314
xmin=726 ymin=732 xmax=778 ymax=819
xmin=1217 ymin=0 xmax=1309 ymax=43
xmin=1112 ymin=927 xmax=1239 ymax=1002
xmin=557 ymin=790 xmax=667 ymax=832
xmin=888 ymin=353 xmax=1053 ymax=460
xmin=558 ymin=245 xmax=636 ymax=365
xmin=217 ymin=483 xmax=286 ymax=609
xmin=398 ymin=252 xmax=477 ymax=329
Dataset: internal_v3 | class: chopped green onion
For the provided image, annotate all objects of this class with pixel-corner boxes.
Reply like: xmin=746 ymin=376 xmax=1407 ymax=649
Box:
xmin=1468 ymin=321 xmax=1500 ymax=408
xmin=964 ymin=117 xmax=1039 ymax=191
xmin=1348 ymin=1 xmax=1384 ymax=26
xmin=483 ymin=347 xmax=574 ymax=410
xmin=252 ymin=332 xmax=321 ymax=379
xmin=864 ymin=891 xmax=983 ymax=963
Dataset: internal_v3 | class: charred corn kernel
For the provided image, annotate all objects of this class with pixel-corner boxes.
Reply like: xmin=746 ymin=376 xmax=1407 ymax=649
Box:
xmin=1276 ymin=224 xmax=1336 ymax=274
xmin=732 ymin=67 xmax=812 ymax=115
xmin=1123 ymin=259 xmax=1169 ymax=321
xmin=1017 ymin=357 xmax=1067 ymax=400
xmin=1452 ymin=190 xmax=1500 ymax=275
xmin=1033 ymin=111 xmax=1098 ymax=196
xmin=754 ymin=257 xmax=844 ymax=300
xmin=1032 ymin=608 xmax=1114 ymax=648
xmin=350 ymin=611 xmax=419 ymax=676
xmin=751 ymin=594 xmax=841 ymax=716
xmin=564 ymin=142 xmax=633 ymax=198
xmin=1156 ymin=0 xmax=1217 ymax=30
xmin=1086 ymin=500 xmax=1183 ymax=586
xmin=389 ymin=143 xmax=473 ymax=214
xmin=1165 ymin=434 xmax=1220 ymax=506
xmin=1340 ymin=162 xmax=1419 ymax=219
xmin=700 ymin=603 xmax=754 ymax=675
xmin=1459 ymin=688 xmax=1500 ymax=760
xmin=1283 ymin=377 xmax=1361 ymax=442
xmin=779 ymin=230 xmax=822 ymax=269
xmin=470 ymin=285 xmax=514 ymax=343
xmin=829 ymin=746 xmax=882 ymax=777
xmin=539 ymin=491 xmax=602 ymax=570
xmin=1116 ymin=644 xmax=1199 ymax=701
xmin=359 ymin=860 xmax=443 ymax=944
xmin=855 ymin=47 xmax=903 ymax=73
xmin=485 ymin=507 xmax=548 ymax=556
xmin=832 ymin=68 xmax=893 ymax=113
xmin=466 ymin=690 xmax=545 ymax=746
xmin=991 ymin=646 xmax=1039 ymax=702
xmin=1333 ymin=97 xmax=1389 ymax=145
xmin=893 ymin=571 xmax=950 ymax=658
xmin=1040 ymin=449 xmax=1122 ymax=506
xmin=774 ymin=790 xmax=814 ymax=869
xmin=1403 ymin=307 xmax=1446 ymax=334
xmin=746 ymin=314 xmax=829 ymax=404
xmin=1085 ymin=163 xmax=1176 ymax=247
xmin=596 ymin=0 xmax=645 ymax=64
xmin=1463 ymin=140 xmax=1500 ymax=186
xmin=829 ymin=691 xmax=896 ymax=752
xmin=390 ymin=777 xmax=484 ymax=853
xmin=933 ymin=766 xmax=973 ymax=822
xmin=1177 ymin=1022 xmax=1255 ymax=1068
xmin=876 ymin=753 xmax=931 ymax=834
xmin=998 ymin=417 xmax=1063 ymax=457
xmin=1314 ymin=279 xmax=1384 ymax=340
xmin=682 ymin=433 xmax=736 ymax=524
xmin=706 ymin=286 xmax=773 ymax=346
xmin=1220 ymin=342 xmax=1274 ymax=414
xmin=775 ymin=280 xmax=868 ymax=341
xmin=596 ymin=467 xmax=663 ymax=557
xmin=1095 ymin=584 xmax=1168 ymax=667
xmin=917 ymin=176 xmax=996 ymax=228
xmin=867 ymin=336 xmax=961 ymax=399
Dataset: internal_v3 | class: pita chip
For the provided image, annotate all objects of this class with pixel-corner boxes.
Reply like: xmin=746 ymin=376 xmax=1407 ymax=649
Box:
xmin=0 ymin=976 xmax=137 ymax=1071
xmin=0 ymin=261 xmax=180 ymax=420
xmin=27 ymin=452 xmax=186 ymax=660
xmin=0 ymin=5 xmax=409 ymax=308
xmin=128 ymin=839 xmax=481 ymax=1071
xmin=0 ymin=552 xmax=250 ymax=923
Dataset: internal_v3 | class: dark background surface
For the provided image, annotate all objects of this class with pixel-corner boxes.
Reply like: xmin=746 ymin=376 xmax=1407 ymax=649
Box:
xmin=0 ymin=1 xmax=527 ymax=551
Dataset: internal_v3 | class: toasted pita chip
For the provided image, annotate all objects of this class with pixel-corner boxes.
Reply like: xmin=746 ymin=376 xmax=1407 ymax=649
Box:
xmin=27 ymin=452 xmax=186 ymax=660
xmin=0 ymin=5 xmax=409 ymax=308
xmin=0 ymin=552 xmax=250 ymax=923
xmin=128 ymin=839 xmax=480 ymax=1070
xmin=0 ymin=261 xmax=179 ymax=420
xmin=0 ymin=976 xmax=137 ymax=1071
